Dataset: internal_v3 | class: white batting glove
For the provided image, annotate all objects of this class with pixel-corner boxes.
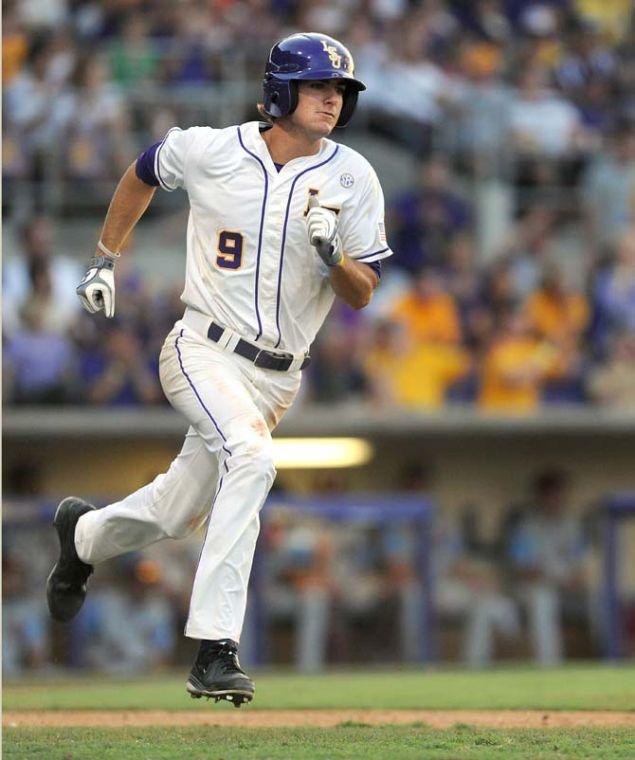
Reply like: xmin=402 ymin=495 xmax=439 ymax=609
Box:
xmin=306 ymin=195 xmax=343 ymax=267
xmin=76 ymin=255 xmax=116 ymax=318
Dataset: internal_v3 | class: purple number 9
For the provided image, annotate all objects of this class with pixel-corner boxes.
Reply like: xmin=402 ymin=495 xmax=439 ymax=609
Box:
xmin=216 ymin=231 xmax=243 ymax=269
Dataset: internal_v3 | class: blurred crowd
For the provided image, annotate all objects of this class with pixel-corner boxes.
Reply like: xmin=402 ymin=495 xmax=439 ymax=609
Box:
xmin=5 ymin=466 xmax=633 ymax=676
xmin=5 ymin=199 xmax=635 ymax=413
xmin=3 ymin=0 xmax=635 ymax=413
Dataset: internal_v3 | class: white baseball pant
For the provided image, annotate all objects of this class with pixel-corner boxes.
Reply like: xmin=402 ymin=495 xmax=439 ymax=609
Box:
xmin=74 ymin=316 xmax=301 ymax=641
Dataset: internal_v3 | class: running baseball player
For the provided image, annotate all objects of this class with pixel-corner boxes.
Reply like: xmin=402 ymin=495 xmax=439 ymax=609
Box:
xmin=47 ymin=33 xmax=392 ymax=706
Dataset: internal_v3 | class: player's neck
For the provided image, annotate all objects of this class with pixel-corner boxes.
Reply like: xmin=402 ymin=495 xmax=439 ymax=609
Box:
xmin=261 ymin=122 xmax=323 ymax=165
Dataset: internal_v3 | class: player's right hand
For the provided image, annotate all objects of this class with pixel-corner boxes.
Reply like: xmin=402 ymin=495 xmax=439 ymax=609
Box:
xmin=306 ymin=196 xmax=344 ymax=267
xmin=76 ymin=256 xmax=116 ymax=318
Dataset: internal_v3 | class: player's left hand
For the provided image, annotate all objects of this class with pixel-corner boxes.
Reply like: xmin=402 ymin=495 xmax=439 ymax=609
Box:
xmin=76 ymin=255 xmax=116 ymax=318
xmin=306 ymin=196 xmax=343 ymax=267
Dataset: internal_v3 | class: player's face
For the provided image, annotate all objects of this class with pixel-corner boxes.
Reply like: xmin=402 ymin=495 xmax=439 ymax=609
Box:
xmin=291 ymin=80 xmax=345 ymax=138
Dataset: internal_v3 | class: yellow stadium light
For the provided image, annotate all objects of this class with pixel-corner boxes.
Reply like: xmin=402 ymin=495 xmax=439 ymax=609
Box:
xmin=272 ymin=437 xmax=373 ymax=469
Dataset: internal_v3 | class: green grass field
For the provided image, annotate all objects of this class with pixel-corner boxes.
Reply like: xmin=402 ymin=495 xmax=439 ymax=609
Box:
xmin=4 ymin=665 xmax=635 ymax=711
xmin=6 ymin=725 xmax=635 ymax=760
xmin=4 ymin=665 xmax=635 ymax=759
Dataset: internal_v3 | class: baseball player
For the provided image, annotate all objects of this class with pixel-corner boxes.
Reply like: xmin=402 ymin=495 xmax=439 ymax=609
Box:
xmin=47 ymin=33 xmax=392 ymax=706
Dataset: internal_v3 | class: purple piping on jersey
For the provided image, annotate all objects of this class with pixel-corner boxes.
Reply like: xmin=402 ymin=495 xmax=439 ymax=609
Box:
xmin=237 ymin=126 xmax=267 ymax=341
xmin=155 ymin=127 xmax=181 ymax=191
xmin=274 ymin=145 xmax=340 ymax=348
xmin=355 ymin=247 xmax=389 ymax=260
xmin=175 ymin=330 xmax=231 ymax=472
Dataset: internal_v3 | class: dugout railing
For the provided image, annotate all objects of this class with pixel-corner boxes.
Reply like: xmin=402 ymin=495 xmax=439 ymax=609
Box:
xmin=2 ymin=494 xmax=435 ymax=669
xmin=249 ymin=494 xmax=436 ymax=665
xmin=6 ymin=493 xmax=632 ymax=665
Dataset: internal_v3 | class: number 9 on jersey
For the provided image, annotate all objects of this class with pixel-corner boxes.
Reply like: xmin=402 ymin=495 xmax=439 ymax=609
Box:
xmin=216 ymin=231 xmax=243 ymax=270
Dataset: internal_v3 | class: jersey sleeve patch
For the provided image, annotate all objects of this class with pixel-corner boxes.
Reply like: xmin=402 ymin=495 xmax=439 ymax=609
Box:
xmin=135 ymin=141 xmax=162 ymax=187
xmin=338 ymin=161 xmax=393 ymax=264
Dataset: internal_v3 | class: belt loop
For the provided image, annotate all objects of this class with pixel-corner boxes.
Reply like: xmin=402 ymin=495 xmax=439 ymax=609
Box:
xmin=288 ymin=355 xmax=307 ymax=372
xmin=216 ymin=326 xmax=234 ymax=350
xmin=224 ymin=332 xmax=241 ymax=352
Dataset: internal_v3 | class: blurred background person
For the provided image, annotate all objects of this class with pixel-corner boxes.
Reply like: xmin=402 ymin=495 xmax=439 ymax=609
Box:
xmin=505 ymin=470 xmax=589 ymax=666
xmin=2 ymin=550 xmax=50 ymax=677
xmin=391 ymin=267 xmax=462 ymax=345
xmin=4 ymin=300 xmax=78 ymax=405
xmin=591 ymin=228 xmax=635 ymax=356
xmin=264 ymin=514 xmax=335 ymax=673
xmin=3 ymin=215 xmax=82 ymax=336
xmin=364 ymin=318 xmax=470 ymax=410
xmin=73 ymin=556 xmax=176 ymax=673
xmin=478 ymin=306 xmax=567 ymax=414
xmin=524 ymin=263 xmax=589 ymax=402
xmin=509 ymin=65 xmax=588 ymax=203
xmin=389 ymin=158 xmax=472 ymax=276
xmin=306 ymin=322 xmax=368 ymax=405
xmin=588 ymin=330 xmax=635 ymax=409
xmin=582 ymin=124 xmax=635 ymax=247
xmin=80 ymin=322 xmax=161 ymax=406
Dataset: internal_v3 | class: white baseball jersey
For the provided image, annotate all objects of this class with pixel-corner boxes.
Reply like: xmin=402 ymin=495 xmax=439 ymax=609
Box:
xmin=75 ymin=119 xmax=393 ymax=645
xmin=152 ymin=121 xmax=393 ymax=354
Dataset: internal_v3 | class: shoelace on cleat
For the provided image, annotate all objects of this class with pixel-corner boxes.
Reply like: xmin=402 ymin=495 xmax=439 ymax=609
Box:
xmin=217 ymin=647 xmax=245 ymax=675
xmin=198 ymin=640 xmax=245 ymax=675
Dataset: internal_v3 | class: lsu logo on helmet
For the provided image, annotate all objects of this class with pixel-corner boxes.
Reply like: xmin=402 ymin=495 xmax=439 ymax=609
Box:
xmin=321 ymin=39 xmax=342 ymax=69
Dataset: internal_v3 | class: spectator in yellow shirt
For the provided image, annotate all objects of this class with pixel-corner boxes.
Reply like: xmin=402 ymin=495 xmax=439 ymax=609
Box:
xmin=479 ymin=308 xmax=563 ymax=414
xmin=364 ymin=320 xmax=470 ymax=410
xmin=574 ymin=0 xmax=632 ymax=42
xmin=391 ymin=268 xmax=462 ymax=345
xmin=525 ymin=265 xmax=589 ymax=347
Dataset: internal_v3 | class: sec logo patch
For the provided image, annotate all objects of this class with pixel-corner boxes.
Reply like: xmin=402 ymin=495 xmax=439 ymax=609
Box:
xmin=340 ymin=173 xmax=354 ymax=188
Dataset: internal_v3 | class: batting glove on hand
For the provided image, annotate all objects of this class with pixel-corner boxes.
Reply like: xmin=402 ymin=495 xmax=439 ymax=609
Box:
xmin=76 ymin=255 xmax=116 ymax=318
xmin=306 ymin=196 xmax=343 ymax=267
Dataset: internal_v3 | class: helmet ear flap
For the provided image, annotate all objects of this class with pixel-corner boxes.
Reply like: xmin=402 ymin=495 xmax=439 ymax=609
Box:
xmin=336 ymin=88 xmax=358 ymax=127
xmin=287 ymin=80 xmax=299 ymax=116
xmin=262 ymin=77 xmax=296 ymax=119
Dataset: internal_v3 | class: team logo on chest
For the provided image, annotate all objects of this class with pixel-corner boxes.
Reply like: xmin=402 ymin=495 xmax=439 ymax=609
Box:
xmin=304 ymin=187 xmax=340 ymax=216
xmin=340 ymin=173 xmax=354 ymax=188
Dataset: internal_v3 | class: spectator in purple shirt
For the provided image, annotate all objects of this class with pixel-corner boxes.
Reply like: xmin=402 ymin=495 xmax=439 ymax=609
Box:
xmin=389 ymin=157 xmax=472 ymax=275
xmin=592 ymin=228 xmax=635 ymax=354
xmin=81 ymin=323 xmax=161 ymax=406
xmin=4 ymin=300 xmax=77 ymax=404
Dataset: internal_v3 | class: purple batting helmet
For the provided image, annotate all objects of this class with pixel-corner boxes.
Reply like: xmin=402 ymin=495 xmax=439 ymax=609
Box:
xmin=262 ymin=33 xmax=366 ymax=128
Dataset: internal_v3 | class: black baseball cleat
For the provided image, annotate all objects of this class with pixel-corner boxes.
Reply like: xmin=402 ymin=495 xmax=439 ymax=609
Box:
xmin=186 ymin=639 xmax=255 ymax=708
xmin=46 ymin=497 xmax=96 ymax=622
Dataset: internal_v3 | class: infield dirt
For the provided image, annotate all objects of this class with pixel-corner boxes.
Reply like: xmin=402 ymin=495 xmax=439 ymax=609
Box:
xmin=5 ymin=709 xmax=635 ymax=729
